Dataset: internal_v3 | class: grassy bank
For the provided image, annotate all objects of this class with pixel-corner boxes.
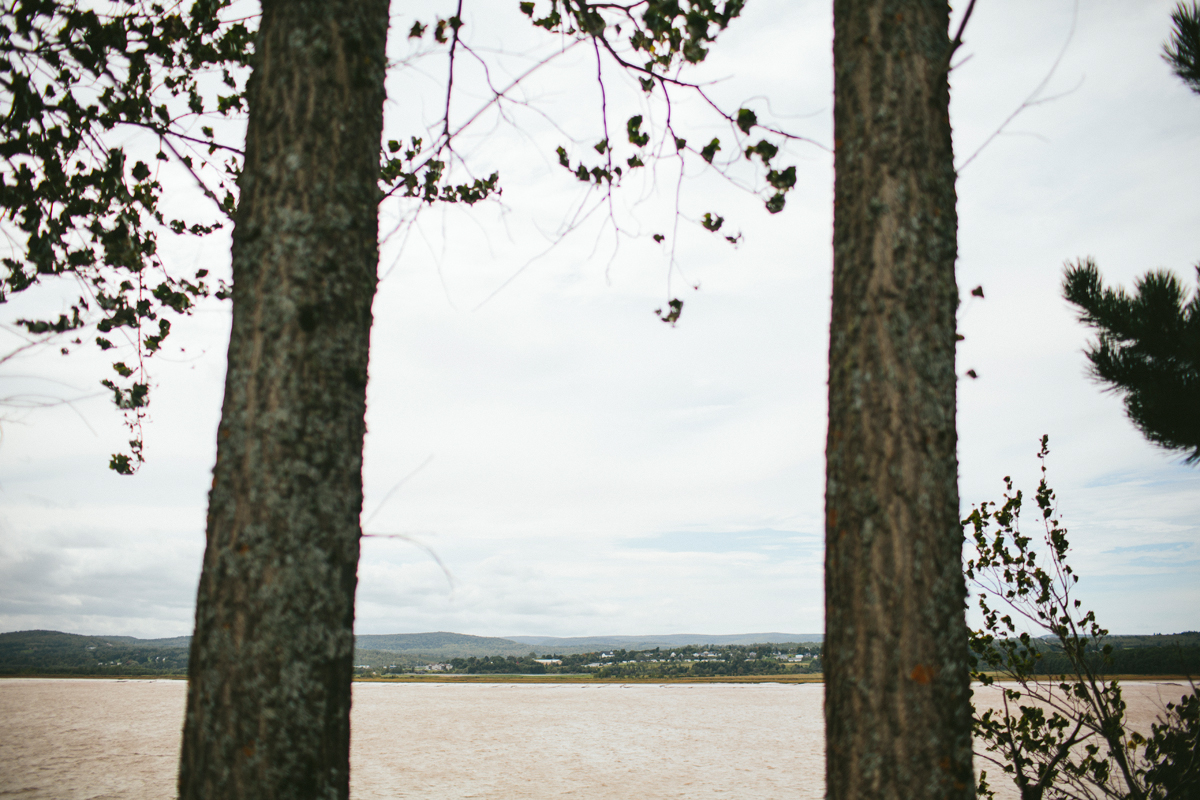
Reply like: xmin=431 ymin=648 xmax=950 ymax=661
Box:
xmin=354 ymin=673 xmax=827 ymax=684
xmin=2 ymin=672 xmax=1193 ymax=684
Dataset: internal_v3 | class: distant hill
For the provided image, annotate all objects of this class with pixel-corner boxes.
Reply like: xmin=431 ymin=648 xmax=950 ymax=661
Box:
xmin=353 ymin=649 xmax=421 ymax=669
xmin=357 ymin=632 xmax=829 ymax=657
xmin=101 ymin=634 xmax=194 ymax=649
xmin=1031 ymin=632 xmax=1200 ymax=676
xmin=355 ymin=632 xmax=828 ymax=658
xmin=0 ymin=630 xmax=825 ymax=671
xmin=354 ymin=632 xmax=531 ymax=658
xmin=1103 ymin=632 xmax=1200 ymax=649
xmin=5 ymin=629 xmax=1196 ymax=675
xmin=505 ymin=633 xmax=824 ymax=653
xmin=0 ymin=630 xmax=189 ymax=675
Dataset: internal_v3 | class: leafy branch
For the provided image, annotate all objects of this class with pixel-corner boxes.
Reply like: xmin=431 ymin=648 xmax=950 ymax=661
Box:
xmin=965 ymin=436 xmax=1199 ymax=800
xmin=0 ymin=0 xmax=253 ymax=471
xmin=512 ymin=0 xmax=823 ymax=325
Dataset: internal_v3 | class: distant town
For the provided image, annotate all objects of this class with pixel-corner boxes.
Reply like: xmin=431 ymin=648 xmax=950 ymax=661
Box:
xmin=2 ymin=629 xmax=1197 ymax=679
xmin=356 ymin=643 xmax=824 ymax=679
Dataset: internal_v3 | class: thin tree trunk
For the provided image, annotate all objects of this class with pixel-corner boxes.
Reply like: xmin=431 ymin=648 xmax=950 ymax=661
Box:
xmin=825 ymin=2 xmax=973 ymax=798
xmin=179 ymin=2 xmax=388 ymax=797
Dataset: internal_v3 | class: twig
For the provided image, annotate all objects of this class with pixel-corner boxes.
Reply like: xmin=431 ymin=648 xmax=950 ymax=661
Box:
xmin=472 ymin=197 xmax=608 ymax=311
xmin=441 ymin=0 xmax=465 ymax=147
xmin=362 ymin=454 xmax=435 ymax=528
xmin=160 ymin=135 xmax=235 ymax=219
xmin=943 ymin=0 xmax=978 ymax=72
xmin=361 ymin=531 xmax=456 ymax=591
xmin=957 ymin=0 xmax=1079 ymax=172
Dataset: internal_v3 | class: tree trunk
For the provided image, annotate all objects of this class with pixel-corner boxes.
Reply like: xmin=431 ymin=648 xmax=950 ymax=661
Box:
xmin=825 ymin=2 xmax=973 ymax=798
xmin=178 ymin=2 xmax=388 ymax=797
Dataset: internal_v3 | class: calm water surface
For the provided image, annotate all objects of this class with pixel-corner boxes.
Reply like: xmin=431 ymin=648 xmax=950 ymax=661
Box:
xmin=0 ymin=679 xmax=1187 ymax=799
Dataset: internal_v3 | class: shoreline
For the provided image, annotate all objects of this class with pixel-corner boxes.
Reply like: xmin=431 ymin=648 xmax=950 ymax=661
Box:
xmin=1 ymin=673 xmax=1193 ymax=684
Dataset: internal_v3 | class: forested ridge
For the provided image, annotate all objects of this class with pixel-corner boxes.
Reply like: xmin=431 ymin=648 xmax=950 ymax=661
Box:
xmin=441 ymin=643 xmax=824 ymax=678
xmin=1027 ymin=633 xmax=1200 ymax=677
xmin=4 ymin=629 xmax=1197 ymax=678
xmin=0 ymin=630 xmax=189 ymax=675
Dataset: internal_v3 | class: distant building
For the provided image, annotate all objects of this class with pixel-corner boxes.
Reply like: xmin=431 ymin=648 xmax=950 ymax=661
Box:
xmin=533 ymin=658 xmax=562 ymax=666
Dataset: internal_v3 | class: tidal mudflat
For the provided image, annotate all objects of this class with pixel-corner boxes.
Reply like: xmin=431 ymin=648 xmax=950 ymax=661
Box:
xmin=0 ymin=678 xmax=1186 ymax=799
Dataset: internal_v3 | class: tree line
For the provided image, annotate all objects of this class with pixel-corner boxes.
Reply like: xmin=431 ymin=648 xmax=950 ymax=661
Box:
xmin=0 ymin=630 xmax=188 ymax=675
xmin=4 ymin=627 xmax=1197 ymax=681
xmin=425 ymin=644 xmax=825 ymax=678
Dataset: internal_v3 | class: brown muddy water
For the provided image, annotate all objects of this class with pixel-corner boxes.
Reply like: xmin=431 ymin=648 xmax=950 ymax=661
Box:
xmin=0 ymin=679 xmax=1189 ymax=799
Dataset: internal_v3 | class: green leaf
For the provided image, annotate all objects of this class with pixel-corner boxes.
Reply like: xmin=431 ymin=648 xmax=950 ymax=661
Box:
xmin=766 ymin=166 xmax=795 ymax=191
xmin=533 ymin=9 xmax=561 ymax=30
xmin=744 ymin=139 xmax=777 ymax=165
xmin=700 ymin=138 xmax=720 ymax=163
xmin=655 ymin=298 xmax=684 ymax=326
xmin=626 ymin=115 xmax=649 ymax=147
xmin=736 ymin=108 xmax=757 ymax=134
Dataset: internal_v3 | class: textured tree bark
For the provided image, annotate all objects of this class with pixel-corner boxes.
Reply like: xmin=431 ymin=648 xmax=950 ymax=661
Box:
xmin=825 ymin=2 xmax=973 ymax=799
xmin=178 ymin=2 xmax=388 ymax=797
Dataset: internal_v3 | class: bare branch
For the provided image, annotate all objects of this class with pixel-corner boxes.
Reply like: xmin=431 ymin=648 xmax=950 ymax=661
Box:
xmin=361 ymin=531 xmax=456 ymax=591
xmin=363 ymin=454 xmax=435 ymax=528
xmin=943 ymin=0 xmax=978 ymax=72
xmin=958 ymin=0 xmax=1079 ymax=172
xmin=441 ymin=0 xmax=465 ymax=147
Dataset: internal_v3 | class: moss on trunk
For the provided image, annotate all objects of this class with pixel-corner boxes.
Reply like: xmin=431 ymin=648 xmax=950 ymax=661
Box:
xmin=826 ymin=2 xmax=974 ymax=798
xmin=179 ymin=2 xmax=389 ymax=797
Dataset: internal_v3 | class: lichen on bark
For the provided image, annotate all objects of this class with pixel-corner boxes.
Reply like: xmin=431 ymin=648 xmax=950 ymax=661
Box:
xmin=826 ymin=2 xmax=974 ymax=798
xmin=178 ymin=2 xmax=389 ymax=798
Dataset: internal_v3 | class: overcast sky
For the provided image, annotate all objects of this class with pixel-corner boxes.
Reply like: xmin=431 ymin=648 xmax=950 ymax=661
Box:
xmin=1 ymin=0 xmax=1198 ymax=640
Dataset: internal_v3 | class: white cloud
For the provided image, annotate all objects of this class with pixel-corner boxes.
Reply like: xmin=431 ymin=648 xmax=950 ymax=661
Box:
xmin=1 ymin=0 xmax=1197 ymax=639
